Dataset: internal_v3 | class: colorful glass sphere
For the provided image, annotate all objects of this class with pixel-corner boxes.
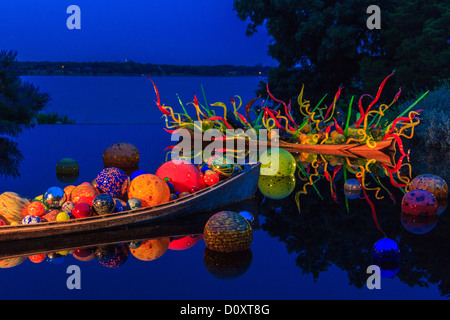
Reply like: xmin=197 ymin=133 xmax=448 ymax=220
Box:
xmin=155 ymin=160 xmax=206 ymax=193
xmin=400 ymin=211 xmax=438 ymax=234
xmin=22 ymin=215 xmax=41 ymax=224
xmin=95 ymin=167 xmax=129 ymax=199
xmin=103 ymin=142 xmax=140 ymax=172
xmin=203 ymin=170 xmax=220 ymax=186
xmin=70 ymin=183 xmax=99 ymax=204
xmin=114 ymin=198 xmax=127 ymax=212
xmin=128 ymin=174 xmax=170 ymax=207
xmin=92 ymin=194 xmax=115 ymax=215
xmin=43 ymin=186 xmax=66 ymax=209
xmin=27 ymin=201 xmax=46 ymax=217
xmin=127 ymin=197 xmax=142 ymax=210
xmin=258 ymin=175 xmax=296 ymax=200
xmin=71 ymin=203 xmax=92 ymax=219
xmin=410 ymin=174 xmax=448 ymax=203
xmin=56 ymin=211 xmax=71 ymax=221
xmin=238 ymin=211 xmax=255 ymax=225
xmin=259 ymin=148 xmax=296 ymax=177
xmin=401 ymin=189 xmax=438 ymax=216
xmin=61 ymin=201 xmax=75 ymax=215
xmin=344 ymin=178 xmax=361 ymax=199
xmin=203 ymin=211 xmax=253 ymax=253
xmin=131 ymin=170 xmax=147 ymax=181
xmin=130 ymin=238 xmax=170 ymax=261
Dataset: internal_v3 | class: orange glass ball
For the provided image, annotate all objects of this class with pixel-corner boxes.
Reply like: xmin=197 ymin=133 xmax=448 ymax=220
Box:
xmin=128 ymin=174 xmax=170 ymax=207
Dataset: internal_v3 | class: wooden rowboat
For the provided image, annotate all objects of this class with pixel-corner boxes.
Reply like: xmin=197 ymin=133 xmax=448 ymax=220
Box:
xmin=0 ymin=163 xmax=261 ymax=242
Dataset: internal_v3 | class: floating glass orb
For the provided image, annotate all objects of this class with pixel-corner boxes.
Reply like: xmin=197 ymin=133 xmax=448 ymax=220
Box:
xmin=258 ymin=175 xmax=296 ymax=200
xmin=203 ymin=211 xmax=253 ymax=253
xmin=344 ymin=179 xmax=361 ymax=199
xmin=43 ymin=186 xmax=66 ymax=209
xmin=56 ymin=158 xmax=79 ymax=183
xmin=410 ymin=174 xmax=448 ymax=203
xmin=238 ymin=211 xmax=255 ymax=225
xmin=259 ymin=148 xmax=296 ymax=177
xmin=401 ymin=189 xmax=438 ymax=216
xmin=103 ymin=142 xmax=140 ymax=172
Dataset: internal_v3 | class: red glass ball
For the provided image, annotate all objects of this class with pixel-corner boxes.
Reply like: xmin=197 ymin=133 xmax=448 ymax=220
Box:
xmin=72 ymin=202 xmax=92 ymax=219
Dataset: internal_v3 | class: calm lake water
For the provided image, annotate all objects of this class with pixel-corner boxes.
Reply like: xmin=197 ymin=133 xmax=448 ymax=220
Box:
xmin=0 ymin=76 xmax=448 ymax=300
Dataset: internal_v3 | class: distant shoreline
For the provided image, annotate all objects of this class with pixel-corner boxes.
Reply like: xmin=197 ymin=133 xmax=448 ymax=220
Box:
xmin=16 ymin=61 xmax=271 ymax=77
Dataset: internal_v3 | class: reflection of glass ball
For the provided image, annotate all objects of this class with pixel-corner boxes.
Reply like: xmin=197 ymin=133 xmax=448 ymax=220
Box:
xmin=401 ymin=190 xmax=438 ymax=216
xmin=203 ymin=248 xmax=252 ymax=280
xmin=43 ymin=186 xmax=66 ymax=209
xmin=95 ymin=244 xmax=129 ymax=268
xmin=372 ymin=238 xmax=400 ymax=262
xmin=401 ymin=211 xmax=438 ymax=234
xmin=344 ymin=179 xmax=361 ymax=199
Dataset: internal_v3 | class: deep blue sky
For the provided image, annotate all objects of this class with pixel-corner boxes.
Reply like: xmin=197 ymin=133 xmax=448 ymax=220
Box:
xmin=0 ymin=0 xmax=274 ymax=66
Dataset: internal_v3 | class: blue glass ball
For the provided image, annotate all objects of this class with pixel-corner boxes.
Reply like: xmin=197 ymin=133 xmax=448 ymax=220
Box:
xmin=43 ymin=186 xmax=66 ymax=208
xmin=22 ymin=215 xmax=42 ymax=224
xmin=130 ymin=170 xmax=147 ymax=181
xmin=238 ymin=211 xmax=255 ymax=225
xmin=95 ymin=167 xmax=129 ymax=198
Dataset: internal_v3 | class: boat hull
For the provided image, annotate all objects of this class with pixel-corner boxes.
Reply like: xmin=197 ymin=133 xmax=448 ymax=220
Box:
xmin=0 ymin=164 xmax=261 ymax=242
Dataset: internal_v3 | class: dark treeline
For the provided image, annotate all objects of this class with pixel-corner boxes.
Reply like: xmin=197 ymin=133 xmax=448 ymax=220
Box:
xmin=16 ymin=61 xmax=271 ymax=77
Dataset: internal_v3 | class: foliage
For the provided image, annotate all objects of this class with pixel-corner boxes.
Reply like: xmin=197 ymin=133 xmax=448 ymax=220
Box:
xmin=35 ymin=112 xmax=75 ymax=125
xmin=233 ymin=0 xmax=449 ymax=105
xmin=401 ymin=82 xmax=450 ymax=149
xmin=0 ymin=50 xmax=50 ymax=124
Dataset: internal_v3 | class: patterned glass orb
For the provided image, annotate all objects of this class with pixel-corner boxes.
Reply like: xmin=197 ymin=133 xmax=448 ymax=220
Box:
xmin=27 ymin=201 xmax=46 ymax=217
xmin=61 ymin=201 xmax=75 ymax=215
xmin=401 ymin=189 xmax=438 ymax=216
xmin=410 ymin=174 xmax=448 ymax=203
xmin=103 ymin=142 xmax=140 ymax=172
xmin=70 ymin=183 xmax=99 ymax=204
xmin=92 ymin=194 xmax=115 ymax=215
xmin=22 ymin=215 xmax=42 ymax=224
xmin=258 ymin=175 xmax=296 ymax=200
xmin=128 ymin=174 xmax=170 ymax=207
xmin=95 ymin=167 xmax=129 ymax=199
xmin=203 ymin=170 xmax=220 ymax=186
xmin=203 ymin=211 xmax=253 ymax=253
xmin=259 ymin=148 xmax=296 ymax=177
xmin=344 ymin=179 xmax=361 ymax=199
xmin=43 ymin=186 xmax=67 ymax=209
xmin=127 ymin=198 xmax=142 ymax=210
xmin=56 ymin=158 xmax=79 ymax=176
